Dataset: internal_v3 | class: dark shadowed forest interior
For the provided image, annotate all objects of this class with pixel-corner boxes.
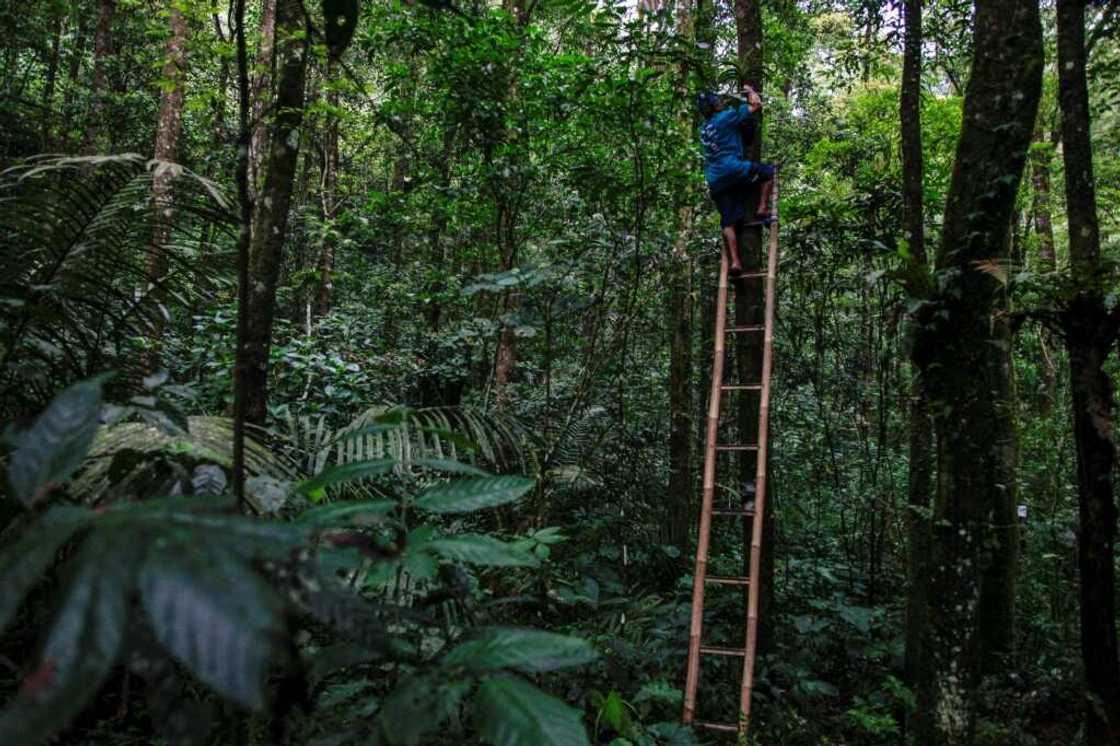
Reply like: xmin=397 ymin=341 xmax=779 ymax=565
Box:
xmin=1 ymin=0 xmax=1119 ymax=744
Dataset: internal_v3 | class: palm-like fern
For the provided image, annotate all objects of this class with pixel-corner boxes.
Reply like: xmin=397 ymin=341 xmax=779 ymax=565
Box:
xmin=279 ymin=404 xmax=540 ymax=477
xmin=0 ymin=154 xmax=235 ymax=415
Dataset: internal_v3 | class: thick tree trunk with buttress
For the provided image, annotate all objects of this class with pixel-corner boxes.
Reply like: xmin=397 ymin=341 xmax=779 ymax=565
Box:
xmin=81 ymin=0 xmax=116 ymax=155
xmin=910 ymin=1 xmax=1041 ymax=742
xmin=732 ymin=0 xmax=775 ymax=657
xmin=1056 ymin=1 xmax=1120 ymax=741
xmin=242 ymin=0 xmax=309 ymax=425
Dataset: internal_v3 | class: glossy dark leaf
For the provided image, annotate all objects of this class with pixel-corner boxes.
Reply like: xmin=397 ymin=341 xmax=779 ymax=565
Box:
xmin=0 ymin=531 xmax=134 ymax=745
xmin=377 ymin=674 xmax=470 ymax=746
xmin=427 ymin=534 xmax=540 ymax=568
xmin=0 ymin=506 xmax=92 ymax=635
xmin=139 ymin=536 xmax=285 ymax=709
xmin=413 ymin=476 xmax=535 ymax=514
xmin=473 ymin=674 xmax=590 ymax=746
xmin=7 ymin=374 xmax=109 ymax=506
xmin=443 ymin=627 xmax=597 ymax=673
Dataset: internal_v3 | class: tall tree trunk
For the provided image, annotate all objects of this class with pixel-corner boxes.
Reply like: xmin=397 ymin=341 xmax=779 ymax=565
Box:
xmin=910 ymin=0 xmax=1042 ymax=742
xmin=145 ymin=0 xmax=190 ymax=368
xmin=979 ymin=279 xmax=1019 ymax=671
xmin=80 ymin=0 xmax=116 ymax=155
xmin=732 ymin=0 xmax=775 ymax=656
xmin=148 ymin=5 xmax=188 ymax=258
xmin=491 ymin=4 xmax=531 ymax=409
xmin=1057 ymin=1 xmax=1120 ymax=740
xmin=315 ymin=66 xmax=340 ymax=318
xmin=61 ymin=9 xmax=89 ymax=148
xmin=242 ymin=0 xmax=309 ymax=425
xmin=42 ymin=9 xmax=63 ymax=145
xmin=1030 ymin=128 xmax=1057 ymax=269
xmin=901 ymin=0 xmax=933 ymax=710
xmin=249 ymin=0 xmax=277 ymax=202
xmin=212 ymin=8 xmax=230 ymax=148
xmin=666 ymin=0 xmax=696 ymax=553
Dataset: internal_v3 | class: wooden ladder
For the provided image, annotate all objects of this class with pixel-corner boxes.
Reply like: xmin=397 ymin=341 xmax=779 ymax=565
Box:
xmin=683 ymin=173 xmax=780 ymax=737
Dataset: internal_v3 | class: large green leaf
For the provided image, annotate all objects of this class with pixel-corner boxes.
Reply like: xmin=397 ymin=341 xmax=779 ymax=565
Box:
xmin=6 ymin=375 xmax=109 ymax=506
xmin=297 ymin=500 xmax=397 ymax=527
xmin=101 ymin=496 xmax=307 ymax=560
xmin=139 ymin=535 xmax=285 ymax=709
xmin=0 ymin=506 xmax=92 ymax=635
xmin=296 ymin=459 xmax=397 ymax=498
xmin=473 ymin=674 xmax=590 ymax=746
xmin=0 ymin=531 xmax=133 ymax=745
xmin=427 ymin=534 xmax=540 ymax=568
xmin=376 ymin=674 xmax=470 ymax=746
xmin=413 ymin=476 xmax=535 ymax=514
xmin=443 ymin=627 xmax=598 ymax=673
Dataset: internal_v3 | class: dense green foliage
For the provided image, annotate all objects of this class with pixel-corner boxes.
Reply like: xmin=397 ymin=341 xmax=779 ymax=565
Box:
xmin=1 ymin=0 xmax=1118 ymax=744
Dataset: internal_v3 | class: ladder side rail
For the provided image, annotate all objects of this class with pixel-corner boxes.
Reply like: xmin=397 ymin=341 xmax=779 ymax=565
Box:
xmin=741 ymin=171 xmax=781 ymax=725
xmin=683 ymin=246 xmax=732 ymax=723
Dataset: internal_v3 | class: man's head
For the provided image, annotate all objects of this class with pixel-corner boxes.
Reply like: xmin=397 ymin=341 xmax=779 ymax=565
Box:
xmin=696 ymin=92 xmax=722 ymax=119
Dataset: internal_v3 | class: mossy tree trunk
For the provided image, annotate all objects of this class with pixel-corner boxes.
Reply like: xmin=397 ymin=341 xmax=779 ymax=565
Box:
xmin=910 ymin=0 xmax=1042 ymax=741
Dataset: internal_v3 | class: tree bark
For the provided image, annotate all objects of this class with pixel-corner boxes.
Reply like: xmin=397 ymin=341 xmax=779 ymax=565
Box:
xmin=42 ymin=8 xmax=63 ymax=145
xmin=147 ymin=4 xmax=189 ymax=267
xmin=1056 ymin=1 xmax=1120 ymax=741
xmin=1029 ymin=128 xmax=1057 ymax=269
xmin=491 ymin=7 xmax=531 ymax=409
xmin=910 ymin=0 xmax=1042 ymax=742
xmin=212 ymin=9 xmax=230 ymax=148
xmin=900 ymin=0 xmax=933 ymax=712
xmin=732 ymin=0 xmax=775 ymax=657
xmin=315 ymin=66 xmax=340 ymax=318
xmin=249 ymin=0 xmax=277 ymax=202
xmin=80 ymin=0 xmax=116 ymax=155
xmin=666 ymin=0 xmax=696 ymax=553
xmin=144 ymin=1 xmax=190 ymax=368
xmin=242 ymin=0 xmax=310 ymax=425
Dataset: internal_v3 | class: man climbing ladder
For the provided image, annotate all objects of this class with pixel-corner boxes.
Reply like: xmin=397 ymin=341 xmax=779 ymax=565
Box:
xmin=697 ymin=86 xmax=775 ymax=276
xmin=684 ymin=86 xmax=780 ymax=736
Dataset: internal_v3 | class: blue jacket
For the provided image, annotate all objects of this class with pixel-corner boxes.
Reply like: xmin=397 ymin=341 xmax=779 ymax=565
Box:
xmin=700 ymin=104 xmax=755 ymax=193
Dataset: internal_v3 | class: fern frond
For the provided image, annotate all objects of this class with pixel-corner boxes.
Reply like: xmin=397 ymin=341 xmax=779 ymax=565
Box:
xmin=0 ymin=154 xmax=235 ymax=416
xmin=332 ymin=405 xmax=539 ymax=476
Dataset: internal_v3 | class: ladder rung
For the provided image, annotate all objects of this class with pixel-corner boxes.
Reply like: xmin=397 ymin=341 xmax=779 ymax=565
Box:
xmin=699 ymin=645 xmax=747 ymax=657
xmin=715 ymin=444 xmax=758 ymax=451
xmin=712 ymin=508 xmax=754 ymax=517
xmin=726 ymin=324 xmax=764 ymax=333
xmin=695 ymin=721 xmax=741 ymax=733
xmin=720 ymin=384 xmax=762 ymax=391
xmin=705 ymin=575 xmax=750 ymax=587
xmin=736 ymin=271 xmax=767 ymax=279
